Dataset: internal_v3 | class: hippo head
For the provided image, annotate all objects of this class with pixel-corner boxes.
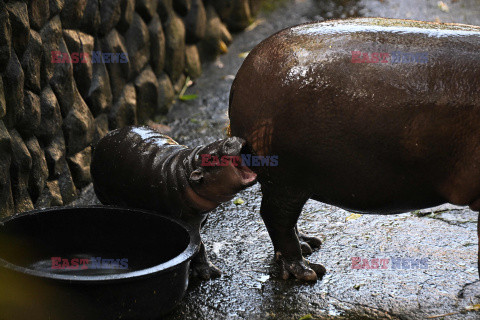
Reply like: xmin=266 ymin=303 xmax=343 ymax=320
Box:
xmin=187 ymin=137 xmax=257 ymax=204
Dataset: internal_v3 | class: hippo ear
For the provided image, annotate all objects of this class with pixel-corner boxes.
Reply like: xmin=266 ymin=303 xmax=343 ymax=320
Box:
xmin=189 ymin=168 xmax=204 ymax=183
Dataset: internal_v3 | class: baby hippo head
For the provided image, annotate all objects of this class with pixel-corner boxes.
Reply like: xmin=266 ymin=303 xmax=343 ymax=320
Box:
xmin=188 ymin=137 xmax=257 ymax=204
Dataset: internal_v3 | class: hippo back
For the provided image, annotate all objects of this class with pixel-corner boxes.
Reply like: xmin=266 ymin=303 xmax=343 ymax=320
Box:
xmin=91 ymin=126 xmax=188 ymax=215
xmin=229 ymin=18 xmax=480 ymax=213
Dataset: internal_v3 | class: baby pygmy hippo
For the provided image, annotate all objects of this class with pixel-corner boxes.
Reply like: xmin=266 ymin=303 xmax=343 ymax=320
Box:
xmin=91 ymin=126 xmax=257 ymax=279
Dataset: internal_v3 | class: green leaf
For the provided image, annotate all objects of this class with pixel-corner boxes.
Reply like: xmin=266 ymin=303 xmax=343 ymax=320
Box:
xmin=437 ymin=1 xmax=449 ymax=12
xmin=233 ymin=198 xmax=245 ymax=205
xmin=179 ymin=94 xmax=198 ymax=101
xmin=238 ymin=51 xmax=250 ymax=59
xmin=299 ymin=314 xmax=313 ymax=320
xmin=345 ymin=213 xmax=361 ymax=221
xmin=466 ymin=304 xmax=480 ymax=311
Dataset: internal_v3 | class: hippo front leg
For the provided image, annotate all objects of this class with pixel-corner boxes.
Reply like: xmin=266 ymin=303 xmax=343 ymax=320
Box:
xmin=182 ymin=213 xmax=222 ymax=280
xmin=260 ymin=185 xmax=326 ymax=281
xmin=191 ymin=241 xmax=222 ymax=279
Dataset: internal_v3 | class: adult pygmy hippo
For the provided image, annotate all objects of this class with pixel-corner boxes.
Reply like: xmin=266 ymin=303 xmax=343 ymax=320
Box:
xmin=229 ymin=18 xmax=480 ymax=281
xmin=91 ymin=126 xmax=257 ymax=279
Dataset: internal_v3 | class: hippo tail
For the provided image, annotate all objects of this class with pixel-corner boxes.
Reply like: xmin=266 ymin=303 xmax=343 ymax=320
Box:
xmin=225 ymin=72 xmax=238 ymax=138
xmin=225 ymin=124 xmax=232 ymax=137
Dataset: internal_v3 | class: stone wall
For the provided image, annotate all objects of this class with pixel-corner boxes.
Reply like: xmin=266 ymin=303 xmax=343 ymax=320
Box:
xmin=0 ymin=0 xmax=261 ymax=217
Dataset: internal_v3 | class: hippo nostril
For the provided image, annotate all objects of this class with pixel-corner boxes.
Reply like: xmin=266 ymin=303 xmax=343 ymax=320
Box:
xmin=224 ymin=139 xmax=235 ymax=149
xmin=223 ymin=139 xmax=238 ymax=154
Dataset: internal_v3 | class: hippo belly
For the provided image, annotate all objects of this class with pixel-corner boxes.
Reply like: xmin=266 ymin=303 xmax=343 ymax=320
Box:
xmin=228 ymin=18 xmax=480 ymax=281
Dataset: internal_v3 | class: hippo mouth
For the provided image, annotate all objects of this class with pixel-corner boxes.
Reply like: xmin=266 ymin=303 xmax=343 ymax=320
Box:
xmin=234 ymin=162 xmax=257 ymax=186
xmin=233 ymin=140 xmax=257 ymax=186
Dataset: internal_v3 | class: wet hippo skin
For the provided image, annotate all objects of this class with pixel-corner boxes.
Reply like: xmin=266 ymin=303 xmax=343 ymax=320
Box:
xmin=229 ymin=18 xmax=480 ymax=281
xmin=91 ymin=126 xmax=257 ymax=279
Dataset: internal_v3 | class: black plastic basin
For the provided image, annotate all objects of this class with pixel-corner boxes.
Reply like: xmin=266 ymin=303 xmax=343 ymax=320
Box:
xmin=0 ymin=206 xmax=200 ymax=320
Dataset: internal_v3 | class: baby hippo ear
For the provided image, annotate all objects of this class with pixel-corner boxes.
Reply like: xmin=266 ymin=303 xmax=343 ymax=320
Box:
xmin=189 ymin=168 xmax=204 ymax=183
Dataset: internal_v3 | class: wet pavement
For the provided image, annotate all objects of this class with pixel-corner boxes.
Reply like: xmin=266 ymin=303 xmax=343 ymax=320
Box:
xmin=76 ymin=0 xmax=480 ymax=319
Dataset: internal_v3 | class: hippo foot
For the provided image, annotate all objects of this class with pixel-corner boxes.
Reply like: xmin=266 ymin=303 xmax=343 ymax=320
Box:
xmin=191 ymin=260 xmax=222 ymax=280
xmin=298 ymin=232 xmax=322 ymax=249
xmin=275 ymin=252 xmax=326 ymax=281
xmin=300 ymin=242 xmax=313 ymax=255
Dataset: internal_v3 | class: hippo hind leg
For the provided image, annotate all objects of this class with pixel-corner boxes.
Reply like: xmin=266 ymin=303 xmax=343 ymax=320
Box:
xmin=260 ymin=184 xmax=326 ymax=281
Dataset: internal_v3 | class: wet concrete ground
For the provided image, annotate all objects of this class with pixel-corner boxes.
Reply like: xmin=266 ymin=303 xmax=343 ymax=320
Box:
xmin=76 ymin=0 xmax=480 ymax=319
